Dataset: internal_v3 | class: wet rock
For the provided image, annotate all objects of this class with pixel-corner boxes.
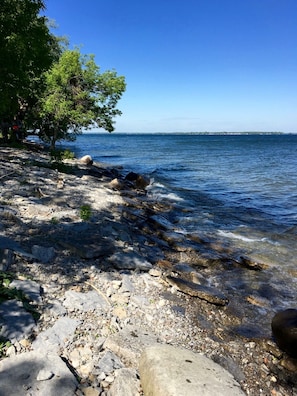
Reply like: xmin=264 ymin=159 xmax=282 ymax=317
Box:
xmin=272 ymin=309 xmax=297 ymax=357
xmin=166 ymin=275 xmax=229 ymax=306
xmin=237 ymin=256 xmax=269 ymax=270
xmin=148 ymin=215 xmax=176 ymax=231
xmin=125 ymin=172 xmax=150 ymax=190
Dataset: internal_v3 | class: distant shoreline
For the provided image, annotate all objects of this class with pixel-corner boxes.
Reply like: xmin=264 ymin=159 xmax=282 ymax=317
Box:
xmin=84 ymin=130 xmax=295 ymax=135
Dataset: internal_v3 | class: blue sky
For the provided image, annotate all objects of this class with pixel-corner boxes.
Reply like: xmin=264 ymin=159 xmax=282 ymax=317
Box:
xmin=45 ymin=0 xmax=297 ymax=133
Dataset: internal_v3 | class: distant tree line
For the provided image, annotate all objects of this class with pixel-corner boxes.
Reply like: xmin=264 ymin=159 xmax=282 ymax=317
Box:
xmin=0 ymin=0 xmax=126 ymax=148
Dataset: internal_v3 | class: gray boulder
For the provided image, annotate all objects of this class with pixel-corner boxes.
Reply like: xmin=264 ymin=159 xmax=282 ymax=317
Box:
xmin=139 ymin=344 xmax=245 ymax=396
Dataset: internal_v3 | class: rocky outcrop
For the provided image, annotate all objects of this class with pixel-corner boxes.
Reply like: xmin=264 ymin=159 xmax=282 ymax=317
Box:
xmin=0 ymin=146 xmax=296 ymax=395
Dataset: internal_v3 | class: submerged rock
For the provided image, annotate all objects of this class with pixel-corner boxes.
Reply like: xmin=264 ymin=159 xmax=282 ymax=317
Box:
xmin=237 ymin=256 xmax=269 ymax=271
xmin=166 ymin=275 xmax=229 ymax=306
xmin=271 ymin=309 xmax=297 ymax=357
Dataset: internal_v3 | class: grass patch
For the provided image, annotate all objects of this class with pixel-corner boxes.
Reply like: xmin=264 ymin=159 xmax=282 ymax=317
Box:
xmin=80 ymin=204 xmax=92 ymax=221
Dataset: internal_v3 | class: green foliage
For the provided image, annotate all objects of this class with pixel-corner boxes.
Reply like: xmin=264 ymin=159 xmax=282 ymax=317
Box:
xmin=62 ymin=149 xmax=75 ymax=160
xmin=0 ymin=271 xmax=40 ymax=320
xmin=0 ymin=2 xmax=126 ymax=148
xmin=0 ymin=0 xmax=60 ymax=121
xmin=36 ymin=49 xmax=126 ymax=149
xmin=80 ymin=204 xmax=92 ymax=221
xmin=0 ymin=337 xmax=11 ymax=358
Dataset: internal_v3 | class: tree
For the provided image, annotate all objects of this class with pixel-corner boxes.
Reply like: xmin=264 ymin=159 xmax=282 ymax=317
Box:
xmin=36 ymin=49 xmax=126 ymax=149
xmin=0 ymin=0 xmax=60 ymax=121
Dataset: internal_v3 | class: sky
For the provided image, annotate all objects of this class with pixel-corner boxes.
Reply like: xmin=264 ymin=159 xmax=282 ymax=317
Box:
xmin=44 ymin=0 xmax=297 ymax=133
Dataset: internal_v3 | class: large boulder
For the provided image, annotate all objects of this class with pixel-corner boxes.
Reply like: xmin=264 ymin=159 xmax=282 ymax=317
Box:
xmin=271 ymin=309 xmax=297 ymax=357
xmin=139 ymin=344 xmax=245 ymax=396
xmin=80 ymin=155 xmax=93 ymax=165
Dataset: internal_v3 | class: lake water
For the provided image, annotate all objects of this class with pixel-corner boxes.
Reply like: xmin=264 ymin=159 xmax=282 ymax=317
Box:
xmin=64 ymin=133 xmax=297 ymax=272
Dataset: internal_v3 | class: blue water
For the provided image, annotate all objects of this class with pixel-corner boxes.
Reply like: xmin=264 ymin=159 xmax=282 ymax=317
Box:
xmin=64 ymin=133 xmax=297 ymax=270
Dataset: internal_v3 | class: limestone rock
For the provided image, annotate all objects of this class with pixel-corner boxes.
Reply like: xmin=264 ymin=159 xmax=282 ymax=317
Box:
xmin=0 ymin=351 xmax=77 ymax=395
xmin=166 ymin=275 xmax=229 ymax=306
xmin=58 ymin=236 xmax=115 ymax=259
xmin=107 ymin=368 xmax=140 ymax=396
xmin=139 ymin=345 xmax=245 ymax=396
xmin=10 ymin=279 xmax=42 ymax=303
xmin=104 ymin=325 xmax=160 ymax=367
xmin=109 ymin=178 xmax=125 ymax=190
xmin=32 ymin=245 xmax=55 ymax=264
xmin=109 ymin=251 xmax=153 ymax=271
xmin=97 ymin=351 xmax=124 ymax=373
xmin=80 ymin=155 xmax=93 ymax=165
xmin=33 ymin=317 xmax=80 ymax=352
xmin=63 ymin=290 xmax=110 ymax=312
xmin=271 ymin=309 xmax=297 ymax=357
xmin=0 ymin=300 xmax=36 ymax=342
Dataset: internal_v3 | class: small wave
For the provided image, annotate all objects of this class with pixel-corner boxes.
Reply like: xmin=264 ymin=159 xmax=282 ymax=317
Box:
xmin=218 ymin=230 xmax=260 ymax=243
xmin=151 ymin=192 xmax=185 ymax=202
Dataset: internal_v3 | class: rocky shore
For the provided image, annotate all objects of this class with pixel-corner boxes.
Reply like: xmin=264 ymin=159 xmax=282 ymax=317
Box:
xmin=0 ymin=145 xmax=297 ymax=395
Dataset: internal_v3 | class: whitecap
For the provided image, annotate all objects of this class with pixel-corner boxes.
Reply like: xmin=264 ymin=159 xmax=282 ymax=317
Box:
xmin=218 ymin=230 xmax=260 ymax=243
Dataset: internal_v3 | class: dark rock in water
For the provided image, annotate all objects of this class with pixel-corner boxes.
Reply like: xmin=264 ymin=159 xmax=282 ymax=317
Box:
xmin=125 ymin=172 xmax=150 ymax=190
xmin=237 ymin=256 xmax=269 ymax=271
xmin=271 ymin=309 xmax=297 ymax=358
xmin=165 ymin=275 xmax=229 ymax=306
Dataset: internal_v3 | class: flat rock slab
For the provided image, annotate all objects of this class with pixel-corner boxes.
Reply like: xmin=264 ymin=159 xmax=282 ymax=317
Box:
xmin=63 ymin=290 xmax=110 ymax=312
xmin=32 ymin=245 xmax=56 ymax=264
xmin=166 ymin=275 xmax=229 ymax=306
xmin=139 ymin=344 xmax=245 ymax=396
xmin=58 ymin=235 xmax=115 ymax=259
xmin=109 ymin=251 xmax=153 ymax=271
xmin=0 ymin=350 xmax=77 ymax=396
xmin=104 ymin=325 xmax=160 ymax=367
xmin=10 ymin=279 xmax=42 ymax=303
xmin=33 ymin=317 xmax=80 ymax=352
xmin=0 ymin=300 xmax=36 ymax=342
